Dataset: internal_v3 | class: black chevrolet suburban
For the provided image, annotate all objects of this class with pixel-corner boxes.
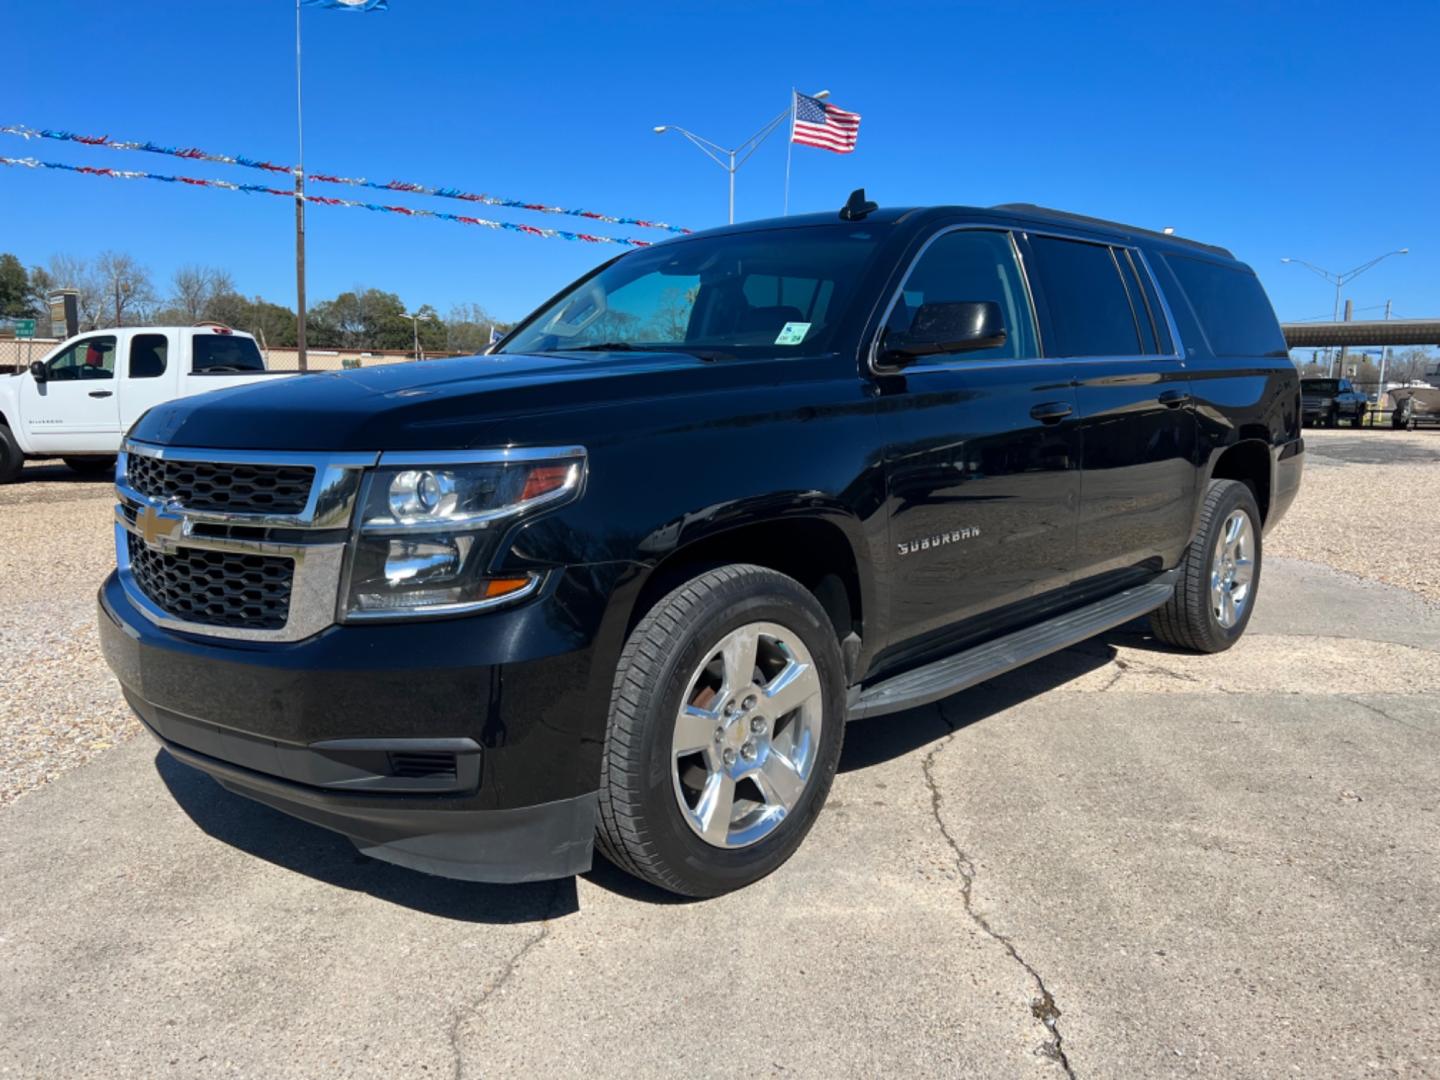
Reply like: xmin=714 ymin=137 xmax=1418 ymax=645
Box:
xmin=99 ymin=194 xmax=1304 ymax=897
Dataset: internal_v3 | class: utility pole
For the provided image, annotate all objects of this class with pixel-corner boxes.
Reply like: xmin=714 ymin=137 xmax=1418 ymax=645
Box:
xmin=294 ymin=0 xmax=309 ymax=372
xmin=1376 ymin=299 xmax=1392 ymax=413
xmin=1336 ymin=298 xmax=1353 ymax=377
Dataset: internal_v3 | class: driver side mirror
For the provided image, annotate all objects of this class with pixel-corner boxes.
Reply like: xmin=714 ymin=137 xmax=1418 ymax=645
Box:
xmin=28 ymin=361 xmax=47 ymax=382
xmin=880 ymin=301 xmax=1007 ymax=369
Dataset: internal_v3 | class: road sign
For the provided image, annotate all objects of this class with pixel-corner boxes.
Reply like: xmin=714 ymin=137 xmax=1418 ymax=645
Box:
xmin=13 ymin=319 xmax=35 ymax=339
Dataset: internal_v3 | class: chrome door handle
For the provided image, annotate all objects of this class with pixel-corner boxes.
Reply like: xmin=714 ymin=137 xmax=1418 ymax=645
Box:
xmin=88 ymin=390 xmax=114 ymax=399
xmin=1029 ymin=401 xmax=1073 ymax=424
xmin=1158 ymin=389 xmax=1191 ymax=408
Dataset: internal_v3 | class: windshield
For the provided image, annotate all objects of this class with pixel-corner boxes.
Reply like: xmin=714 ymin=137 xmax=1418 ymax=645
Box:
xmin=500 ymin=225 xmax=885 ymax=358
xmin=1303 ymin=379 xmax=1340 ymax=394
xmin=192 ymin=334 xmax=265 ymax=373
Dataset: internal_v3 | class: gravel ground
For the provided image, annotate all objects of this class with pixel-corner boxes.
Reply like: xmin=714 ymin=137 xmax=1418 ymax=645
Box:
xmin=0 ymin=461 xmax=136 ymax=806
xmin=1267 ymin=427 xmax=1440 ymax=604
xmin=0 ymin=428 xmax=1435 ymax=808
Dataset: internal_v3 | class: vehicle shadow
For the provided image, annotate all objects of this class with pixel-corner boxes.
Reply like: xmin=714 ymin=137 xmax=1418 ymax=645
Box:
xmin=20 ymin=459 xmax=108 ymax=481
xmin=840 ymin=638 xmax=1117 ymax=773
xmin=156 ymin=636 xmax=1124 ymax=915
xmin=155 ymin=750 xmax=578 ymax=925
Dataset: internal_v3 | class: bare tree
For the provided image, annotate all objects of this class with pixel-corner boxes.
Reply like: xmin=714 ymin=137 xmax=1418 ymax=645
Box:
xmin=169 ymin=264 xmax=235 ymax=322
xmin=95 ymin=251 xmax=157 ymax=327
xmin=47 ymin=253 xmax=103 ymax=330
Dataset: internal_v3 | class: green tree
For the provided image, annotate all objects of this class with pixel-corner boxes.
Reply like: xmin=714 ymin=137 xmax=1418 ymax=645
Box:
xmin=0 ymin=254 xmax=30 ymax=318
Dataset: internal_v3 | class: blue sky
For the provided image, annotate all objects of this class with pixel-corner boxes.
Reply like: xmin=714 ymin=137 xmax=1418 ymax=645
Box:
xmin=3 ymin=0 xmax=1436 ymax=325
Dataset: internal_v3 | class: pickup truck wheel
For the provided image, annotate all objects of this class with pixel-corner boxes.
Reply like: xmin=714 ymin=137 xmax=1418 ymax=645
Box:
xmin=596 ymin=564 xmax=845 ymax=897
xmin=62 ymin=455 xmax=116 ymax=476
xmin=1150 ymin=479 xmax=1261 ymax=654
xmin=1350 ymin=407 xmax=1365 ymax=429
xmin=0 ymin=426 xmax=22 ymax=484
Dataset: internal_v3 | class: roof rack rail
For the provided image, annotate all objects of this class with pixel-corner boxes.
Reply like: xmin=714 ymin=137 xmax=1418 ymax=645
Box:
xmin=991 ymin=203 xmax=1234 ymax=258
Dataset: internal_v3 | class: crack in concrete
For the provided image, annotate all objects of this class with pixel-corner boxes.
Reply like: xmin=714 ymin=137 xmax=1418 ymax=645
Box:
xmin=924 ymin=708 xmax=1077 ymax=1078
xmin=448 ymin=880 xmax=567 ymax=1080
xmin=1341 ymin=695 xmax=1438 ymax=739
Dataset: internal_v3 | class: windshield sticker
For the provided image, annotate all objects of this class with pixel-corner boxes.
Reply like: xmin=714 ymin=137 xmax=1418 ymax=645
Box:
xmin=775 ymin=322 xmax=811 ymax=346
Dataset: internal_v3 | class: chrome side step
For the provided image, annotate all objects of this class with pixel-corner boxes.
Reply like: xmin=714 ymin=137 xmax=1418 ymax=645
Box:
xmin=848 ymin=581 xmax=1175 ymax=720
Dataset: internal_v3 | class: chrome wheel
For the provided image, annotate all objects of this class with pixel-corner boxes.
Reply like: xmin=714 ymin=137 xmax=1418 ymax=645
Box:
xmin=1210 ymin=508 xmax=1255 ymax=629
xmin=671 ymin=621 xmax=824 ymax=849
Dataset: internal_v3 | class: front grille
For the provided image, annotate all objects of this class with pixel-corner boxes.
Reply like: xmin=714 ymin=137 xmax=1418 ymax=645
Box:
xmin=127 ymin=454 xmax=314 ymax=515
xmin=126 ymin=533 xmax=294 ymax=630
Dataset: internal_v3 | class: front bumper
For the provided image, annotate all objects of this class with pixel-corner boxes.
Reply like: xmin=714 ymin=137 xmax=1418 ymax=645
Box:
xmin=99 ymin=562 xmax=632 ymax=883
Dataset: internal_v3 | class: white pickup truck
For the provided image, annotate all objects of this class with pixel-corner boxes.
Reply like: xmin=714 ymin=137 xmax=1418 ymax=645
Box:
xmin=0 ymin=325 xmax=293 ymax=482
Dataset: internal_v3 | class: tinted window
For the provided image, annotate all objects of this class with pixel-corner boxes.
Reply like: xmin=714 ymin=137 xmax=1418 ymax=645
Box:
xmin=502 ymin=227 xmax=882 ymax=358
xmin=1027 ymin=236 xmax=1142 ymax=357
xmin=884 ymin=229 xmax=1038 ymax=362
xmin=1302 ymin=379 xmax=1340 ymax=395
xmin=192 ymin=334 xmax=265 ymax=373
xmin=129 ymin=333 xmax=168 ymax=379
xmin=1163 ymin=254 xmax=1287 ymax=358
xmin=45 ymin=335 xmax=117 ymax=381
xmin=1130 ymin=251 xmax=1175 ymax=355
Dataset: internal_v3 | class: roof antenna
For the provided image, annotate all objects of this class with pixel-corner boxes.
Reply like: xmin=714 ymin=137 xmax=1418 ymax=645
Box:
xmin=840 ymin=188 xmax=877 ymax=221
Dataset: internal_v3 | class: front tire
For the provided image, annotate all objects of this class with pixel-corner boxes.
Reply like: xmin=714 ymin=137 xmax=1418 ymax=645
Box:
xmin=596 ymin=564 xmax=846 ymax=897
xmin=0 ymin=426 xmax=22 ymax=484
xmin=1150 ymin=480 xmax=1262 ymax=654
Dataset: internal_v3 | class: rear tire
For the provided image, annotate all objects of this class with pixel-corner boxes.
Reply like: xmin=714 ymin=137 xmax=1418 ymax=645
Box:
xmin=1350 ymin=407 xmax=1365 ymax=429
xmin=596 ymin=564 xmax=846 ymax=897
xmin=0 ymin=426 xmax=22 ymax=485
xmin=1150 ymin=480 xmax=1262 ymax=654
xmin=62 ymin=455 xmax=116 ymax=476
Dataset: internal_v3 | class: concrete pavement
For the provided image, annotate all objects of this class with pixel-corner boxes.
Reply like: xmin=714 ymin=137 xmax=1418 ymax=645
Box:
xmin=2 ymin=556 xmax=1437 ymax=1078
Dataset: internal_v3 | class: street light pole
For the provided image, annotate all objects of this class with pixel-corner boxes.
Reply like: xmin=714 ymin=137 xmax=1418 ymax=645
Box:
xmin=1280 ymin=248 xmax=1408 ymax=377
xmin=394 ymin=311 xmax=435 ymax=363
xmin=655 ymin=91 xmax=829 ymax=224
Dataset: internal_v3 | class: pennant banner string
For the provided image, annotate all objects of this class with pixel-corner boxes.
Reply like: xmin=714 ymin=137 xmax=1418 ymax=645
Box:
xmin=0 ymin=123 xmax=688 ymax=234
xmin=0 ymin=156 xmax=652 ymax=248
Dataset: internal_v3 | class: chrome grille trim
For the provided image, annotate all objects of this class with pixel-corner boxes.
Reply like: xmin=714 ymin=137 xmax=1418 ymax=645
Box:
xmin=115 ymin=441 xmax=380 ymax=642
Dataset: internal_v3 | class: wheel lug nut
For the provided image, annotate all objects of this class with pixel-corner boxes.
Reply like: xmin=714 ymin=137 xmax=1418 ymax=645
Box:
xmin=722 ymin=748 xmax=737 ymax=767
xmin=723 ymin=701 xmax=738 ymax=717
xmin=741 ymin=742 xmax=757 ymax=761
xmin=750 ymin=717 xmax=767 ymax=735
xmin=714 ymin=726 xmax=725 ymax=743
xmin=742 ymin=695 xmax=758 ymax=711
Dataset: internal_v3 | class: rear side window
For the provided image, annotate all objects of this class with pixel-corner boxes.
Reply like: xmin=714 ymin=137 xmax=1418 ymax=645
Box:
xmin=1026 ymin=236 xmax=1142 ymax=357
xmin=129 ymin=334 xmax=168 ymax=379
xmin=192 ymin=334 xmax=265 ymax=373
xmin=1163 ymin=254 xmax=1287 ymax=358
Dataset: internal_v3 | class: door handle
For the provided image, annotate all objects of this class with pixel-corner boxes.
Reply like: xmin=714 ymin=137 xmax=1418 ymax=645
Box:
xmin=1158 ymin=389 xmax=1191 ymax=408
xmin=1029 ymin=401 xmax=1073 ymax=424
xmin=88 ymin=390 xmax=114 ymax=399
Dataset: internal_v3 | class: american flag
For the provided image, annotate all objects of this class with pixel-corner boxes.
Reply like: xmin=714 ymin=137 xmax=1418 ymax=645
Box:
xmin=791 ymin=92 xmax=861 ymax=154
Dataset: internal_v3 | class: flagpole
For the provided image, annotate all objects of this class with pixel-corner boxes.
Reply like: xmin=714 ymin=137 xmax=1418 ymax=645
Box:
xmin=783 ymin=89 xmax=795 ymax=216
xmin=294 ymin=0 xmax=308 ymax=372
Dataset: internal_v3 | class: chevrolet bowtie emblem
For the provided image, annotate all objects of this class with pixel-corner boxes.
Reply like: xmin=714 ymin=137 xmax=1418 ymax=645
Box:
xmin=137 ymin=504 xmax=185 ymax=550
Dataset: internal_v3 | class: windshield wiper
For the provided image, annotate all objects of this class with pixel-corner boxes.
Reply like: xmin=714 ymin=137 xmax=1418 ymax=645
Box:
xmin=543 ymin=342 xmax=733 ymax=361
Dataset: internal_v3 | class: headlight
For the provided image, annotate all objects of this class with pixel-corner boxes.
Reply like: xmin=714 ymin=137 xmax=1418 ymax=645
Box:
xmin=342 ymin=449 xmax=585 ymax=619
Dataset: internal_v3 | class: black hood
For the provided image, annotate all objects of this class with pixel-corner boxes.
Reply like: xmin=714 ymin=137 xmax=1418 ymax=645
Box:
xmin=129 ymin=351 xmax=725 ymax=451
